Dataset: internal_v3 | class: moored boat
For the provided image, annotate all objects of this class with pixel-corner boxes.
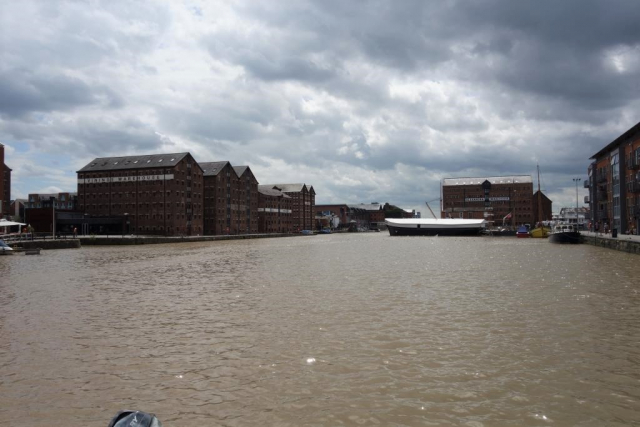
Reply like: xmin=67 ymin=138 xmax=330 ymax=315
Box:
xmin=548 ymin=223 xmax=581 ymax=244
xmin=0 ymin=239 xmax=14 ymax=254
xmin=385 ymin=218 xmax=486 ymax=236
xmin=531 ymin=166 xmax=551 ymax=238
xmin=516 ymin=225 xmax=531 ymax=238
xmin=530 ymin=225 xmax=551 ymax=238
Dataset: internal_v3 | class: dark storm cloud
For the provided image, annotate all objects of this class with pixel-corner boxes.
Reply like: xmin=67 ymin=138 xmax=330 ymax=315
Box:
xmin=0 ymin=70 xmax=122 ymax=117
xmin=220 ymin=0 xmax=640 ymax=115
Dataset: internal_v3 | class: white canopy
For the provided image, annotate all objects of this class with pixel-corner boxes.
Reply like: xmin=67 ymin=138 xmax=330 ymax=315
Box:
xmin=0 ymin=219 xmax=26 ymax=227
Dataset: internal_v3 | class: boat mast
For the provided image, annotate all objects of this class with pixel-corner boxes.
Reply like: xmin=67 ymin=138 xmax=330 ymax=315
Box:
xmin=537 ymin=164 xmax=543 ymax=224
xmin=426 ymin=199 xmax=439 ymax=220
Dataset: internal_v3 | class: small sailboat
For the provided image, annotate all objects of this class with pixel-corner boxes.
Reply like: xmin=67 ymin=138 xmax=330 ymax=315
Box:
xmin=530 ymin=165 xmax=551 ymax=238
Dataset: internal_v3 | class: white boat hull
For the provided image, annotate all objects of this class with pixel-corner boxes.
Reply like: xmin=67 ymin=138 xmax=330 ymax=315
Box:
xmin=385 ymin=219 xmax=486 ymax=236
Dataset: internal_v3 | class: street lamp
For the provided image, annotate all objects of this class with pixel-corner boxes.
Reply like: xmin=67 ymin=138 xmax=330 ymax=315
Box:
xmin=573 ymin=178 xmax=581 ymax=227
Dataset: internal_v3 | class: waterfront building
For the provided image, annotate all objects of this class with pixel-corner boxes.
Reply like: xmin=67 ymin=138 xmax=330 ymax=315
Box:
xmin=201 ymin=161 xmax=259 ymax=235
xmin=315 ymin=203 xmax=384 ymax=230
xmin=315 ymin=204 xmax=350 ymax=228
xmin=263 ymin=184 xmax=315 ymax=231
xmin=201 ymin=161 xmax=236 ymax=235
xmin=233 ymin=166 xmax=259 ymax=234
xmin=441 ymin=176 xmax=536 ymax=227
xmin=10 ymin=199 xmax=26 ymax=220
xmin=0 ymin=143 xmax=11 ymax=217
xmin=257 ymin=185 xmax=292 ymax=233
xmin=26 ymin=192 xmax=78 ymax=210
xmin=77 ymin=152 xmax=204 ymax=236
xmin=348 ymin=203 xmax=385 ymax=229
xmin=587 ymin=121 xmax=640 ymax=234
xmin=23 ymin=193 xmax=82 ymax=234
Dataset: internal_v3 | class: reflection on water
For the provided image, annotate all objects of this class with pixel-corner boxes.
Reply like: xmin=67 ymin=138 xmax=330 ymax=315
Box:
xmin=1 ymin=234 xmax=639 ymax=426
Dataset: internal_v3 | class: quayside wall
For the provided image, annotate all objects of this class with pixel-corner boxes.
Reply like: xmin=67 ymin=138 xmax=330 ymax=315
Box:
xmin=80 ymin=233 xmax=298 ymax=246
xmin=580 ymin=232 xmax=640 ymax=255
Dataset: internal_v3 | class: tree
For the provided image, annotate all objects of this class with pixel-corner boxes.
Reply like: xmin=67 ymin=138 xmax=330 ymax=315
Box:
xmin=384 ymin=204 xmax=406 ymax=218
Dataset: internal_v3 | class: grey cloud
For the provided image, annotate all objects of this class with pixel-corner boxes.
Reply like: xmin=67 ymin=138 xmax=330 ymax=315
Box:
xmin=0 ymin=71 xmax=98 ymax=117
xmin=2 ymin=0 xmax=639 ymax=211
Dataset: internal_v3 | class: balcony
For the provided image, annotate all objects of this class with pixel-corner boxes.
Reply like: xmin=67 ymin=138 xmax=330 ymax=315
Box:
xmin=583 ymin=180 xmax=590 ymax=188
xmin=597 ymin=172 xmax=608 ymax=183
xmin=584 ymin=195 xmax=590 ymax=204
xmin=596 ymin=191 xmax=607 ymax=200
xmin=628 ymin=156 xmax=639 ymax=170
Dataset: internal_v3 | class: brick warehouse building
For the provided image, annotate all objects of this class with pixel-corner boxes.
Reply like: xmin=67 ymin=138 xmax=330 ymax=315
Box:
xmin=258 ymin=185 xmax=292 ymax=233
xmin=442 ymin=176 xmax=535 ymax=227
xmin=77 ymin=153 xmax=204 ymax=236
xmin=201 ymin=161 xmax=259 ymax=235
xmin=233 ymin=166 xmax=259 ymax=234
xmin=0 ymin=143 xmax=11 ymax=217
xmin=587 ymin=121 xmax=640 ymax=234
xmin=263 ymin=184 xmax=315 ymax=231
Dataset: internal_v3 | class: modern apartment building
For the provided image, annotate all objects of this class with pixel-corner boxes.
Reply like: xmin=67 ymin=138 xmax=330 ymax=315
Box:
xmin=258 ymin=185 xmax=292 ymax=233
xmin=77 ymin=152 xmax=204 ymax=236
xmin=26 ymin=192 xmax=78 ymax=210
xmin=0 ymin=143 xmax=11 ymax=217
xmin=587 ymin=121 xmax=640 ymax=234
xmin=442 ymin=176 xmax=536 ymax=227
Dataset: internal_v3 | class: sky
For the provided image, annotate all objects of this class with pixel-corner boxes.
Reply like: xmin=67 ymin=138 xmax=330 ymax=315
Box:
xmin=2 ymin=0 xmax=640 ymax=215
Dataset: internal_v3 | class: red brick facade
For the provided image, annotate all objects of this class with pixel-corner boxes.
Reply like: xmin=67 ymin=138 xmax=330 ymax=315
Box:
xmin=202 ymin=162 xmax=259 ymax=235
xmin=77 ymin=153 xmax=204 ymax=236
xmin=258 ymin=185 xmax=292 ymax=233
xmin=442 ymin=176 xmax=535 ymax=227
xmin=234 ymin=166 xmax=259 ymax=234
xmin=0 ymin=143 xmax=11 ymax=217
xmin=266 ymin=184 xmax=315 ymax=231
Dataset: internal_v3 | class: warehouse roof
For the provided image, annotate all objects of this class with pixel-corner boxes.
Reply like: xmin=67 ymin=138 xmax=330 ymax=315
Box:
xmin=263 ymin=183 xmax=306 ymax=193
xmin=77 ymin=153 xmax=190 ymax=172
xmin=258 ymin=185 xmax=291 ymax=197
xmin=233 ymin=165 xmax=249 ymax=176
xmin=200 ymin=161 xmax=231 ymax=177
xmin=443 ymin=175 xmax=532 ymax=186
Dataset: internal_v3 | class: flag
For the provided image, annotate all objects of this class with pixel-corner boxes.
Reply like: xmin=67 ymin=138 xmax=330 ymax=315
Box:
xmin=503 ymin=212 xmax=512 ymax=220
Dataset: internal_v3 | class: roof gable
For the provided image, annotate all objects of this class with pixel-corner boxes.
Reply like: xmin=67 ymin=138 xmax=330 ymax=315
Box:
xmin=200 ymin=161 xmax=231 ymax=177
xmin=233 ymin=165 xmax=258 ymax=183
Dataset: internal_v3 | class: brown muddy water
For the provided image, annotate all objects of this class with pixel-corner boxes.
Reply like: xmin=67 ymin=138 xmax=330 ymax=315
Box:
xmin=1 ymin=233 xmax=639 ymax=426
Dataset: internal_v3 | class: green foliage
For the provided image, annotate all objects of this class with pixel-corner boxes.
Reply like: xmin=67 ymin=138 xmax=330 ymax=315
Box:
xmin=384 ymin=204 xmax=405 ymax=218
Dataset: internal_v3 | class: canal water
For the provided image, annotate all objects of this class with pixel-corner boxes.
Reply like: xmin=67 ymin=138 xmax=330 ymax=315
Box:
xmin=1 ymin=233 xmax=639 ymax=426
